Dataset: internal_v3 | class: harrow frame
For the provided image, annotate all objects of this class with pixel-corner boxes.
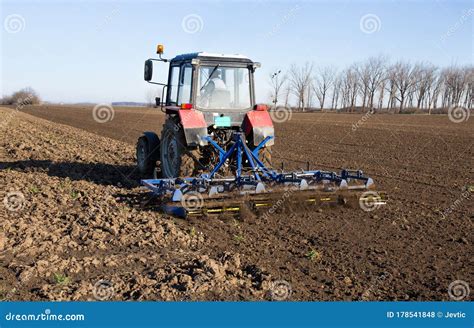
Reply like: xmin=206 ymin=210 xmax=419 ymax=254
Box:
xmin=141 ymin=131 xmax=378 ymax=217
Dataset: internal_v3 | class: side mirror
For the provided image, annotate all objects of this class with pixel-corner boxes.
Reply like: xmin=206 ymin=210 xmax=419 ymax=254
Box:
xmin=155 ymin=97 xmax=161 ymax=107
xmin=144 ymin=60 xmax=153 ymax=81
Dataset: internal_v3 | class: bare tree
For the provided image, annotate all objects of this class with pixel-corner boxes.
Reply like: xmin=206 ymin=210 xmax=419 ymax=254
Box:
xmin=441 ymin=65 xmax=471 ymax=108
xmin=331 ymin=74 xmax=342 ymax=110
xmin=312 ymin=66 xmax=336 ymax=110
xmin=289 ymin=62 xmax=313 ymax=111
xmin=413 ymin=63 xmax=437 ymax=110
xmin=269 ymin=70 xmax=288 ymax=107
xmin=464 ymin=66 xmax=474 ymax=109
xmin=1 ymin=87 xmax=41 ymax=105
xmin=377 ymin=78 xmax=387 ymax=111
xmin=387 ymin=61 xmax=420 ymax=112
xmin=341 ymin=65 xmax=359 ymax=112
xmin=428 ymin=73 xmax=443 ymax=112
xmin=359 ymin=55 xmax=387 ymax=112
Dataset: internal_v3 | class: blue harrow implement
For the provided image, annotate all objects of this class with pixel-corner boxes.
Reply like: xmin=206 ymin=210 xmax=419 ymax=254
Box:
xmin=141 ymin=131 xmax=384 ymax=218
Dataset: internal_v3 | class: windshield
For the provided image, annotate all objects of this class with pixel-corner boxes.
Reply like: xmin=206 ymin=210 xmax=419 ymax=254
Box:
xmin=196 ymin=65 xmax=251 ymax=110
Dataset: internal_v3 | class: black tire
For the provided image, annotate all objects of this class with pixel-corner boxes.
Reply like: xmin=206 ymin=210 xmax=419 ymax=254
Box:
xmin=136 ymin=137 xmax=156 ymax=178
xmin=160 ymin=118 xmax=199 ymax=178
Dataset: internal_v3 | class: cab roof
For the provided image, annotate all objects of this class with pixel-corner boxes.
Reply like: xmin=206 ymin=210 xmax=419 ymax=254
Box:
xmin=170 ymin=52 xmax=253 ymax=64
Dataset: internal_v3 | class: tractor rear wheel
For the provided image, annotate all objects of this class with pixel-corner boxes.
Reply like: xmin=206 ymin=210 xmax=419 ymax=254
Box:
xmin=136 ymin=137 xmax=157 ymax=179
xmin=160 ymin=118 xmax=199 ymax=178
xmin=247 ymin=135 xmax=273 ymax=169
xmin=259 ymin=146 xmax=272 ymax=168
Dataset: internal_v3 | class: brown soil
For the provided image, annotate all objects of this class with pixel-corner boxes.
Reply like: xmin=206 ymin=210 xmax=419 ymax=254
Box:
xmin=1 ymin=105 xmax=472 ymax=301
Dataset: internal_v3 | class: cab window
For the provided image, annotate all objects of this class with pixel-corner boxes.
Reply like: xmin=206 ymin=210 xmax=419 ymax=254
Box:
xmin=167 ymin=65 xmax=179 ymax=105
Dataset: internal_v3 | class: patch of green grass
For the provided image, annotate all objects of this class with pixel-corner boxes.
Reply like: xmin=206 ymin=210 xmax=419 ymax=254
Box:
xmin=189 ymin=226 xmax=196 ymax=237
xmin=306 ymin=249 xmax=322 ymax=262
xmin=70 ymin=190 xmax=79 ymax=199
xmin=53 ymin=273 xmax=70 ymax=285
xmin=233 ymin=234 xmax=245 ymax=243
xmin=29 ymin=185 xmax=40 ymax=194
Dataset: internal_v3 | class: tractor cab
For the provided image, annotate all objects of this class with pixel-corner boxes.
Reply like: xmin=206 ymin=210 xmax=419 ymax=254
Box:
xmin=145 ymin=48 xmax=262 ymax=128
xmin=168 ymin=53 xmax=258 ymax=111
xmin=139 ymin=45 xmax=274 ymax=179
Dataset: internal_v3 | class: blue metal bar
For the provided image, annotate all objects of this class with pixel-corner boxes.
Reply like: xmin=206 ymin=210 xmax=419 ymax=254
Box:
xmin=204 ymin=136 xmax=226 ymax=161
xmin=251 ymin=136 xmax=273 ymax=157
xmin=209 ymin=141 xmax=238 ymax=178
xmin=236 ymin=140 xmax=242 ymax=179
xmin=247 ymin=148 xmax=279 ymax=180
xmin=239 ymin=136 xmax=261 ymax=181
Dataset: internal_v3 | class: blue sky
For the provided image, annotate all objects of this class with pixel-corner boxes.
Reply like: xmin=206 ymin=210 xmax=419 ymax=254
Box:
xmin=1 ymin=0 xmax=472 ymax=103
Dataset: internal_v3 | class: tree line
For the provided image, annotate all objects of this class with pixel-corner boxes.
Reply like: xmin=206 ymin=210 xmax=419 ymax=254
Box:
xmin=268 ymin=55 xmax=473 ymax=113
xmin=1 ymin=87 xmax=41 ymax=106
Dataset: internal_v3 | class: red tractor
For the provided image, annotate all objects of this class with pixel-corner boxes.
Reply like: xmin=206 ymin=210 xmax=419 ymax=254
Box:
xmin=137 ymin=45 xmax=274 ymax=179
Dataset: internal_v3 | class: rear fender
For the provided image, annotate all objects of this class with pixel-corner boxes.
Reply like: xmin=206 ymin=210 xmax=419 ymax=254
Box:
xmin=178 ymin=109 xmax=209 ymax=146
xmin=242 ymin=111 xmax=275 ymax=146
